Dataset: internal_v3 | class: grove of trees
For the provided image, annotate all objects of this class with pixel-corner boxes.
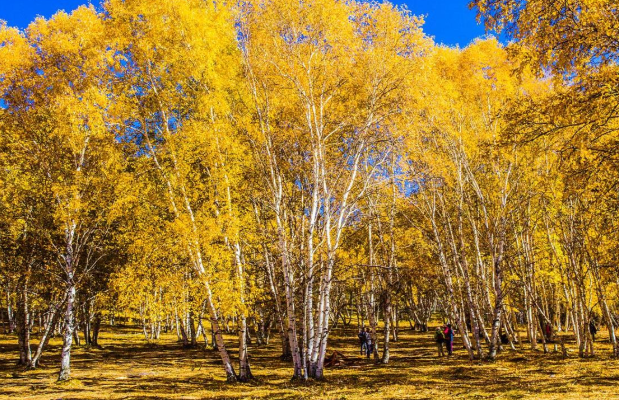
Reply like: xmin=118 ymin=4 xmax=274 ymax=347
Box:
xmin=1 ymin=0 xmax=618 ymax=383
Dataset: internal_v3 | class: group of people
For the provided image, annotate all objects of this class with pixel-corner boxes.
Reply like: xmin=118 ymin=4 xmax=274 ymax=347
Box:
xmin=357 ymin=327 xmax=374 ymax=358
xmin=358 ymin=324 xmax=455 ymax=358
xmin=356 ymin=319 xmax=601 ymax=360
xmin=434 ymin=324 xmax=454 ymax=356
xmin=544 ymin=320 xmax=597 ymax=342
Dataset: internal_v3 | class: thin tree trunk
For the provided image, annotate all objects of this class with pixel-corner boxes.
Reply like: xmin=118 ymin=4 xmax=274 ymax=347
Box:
xmin=6 ymin=286 xmax=15 ymax=334
xmin=16 ymin=275 xmax=32 ymax=367
xmin=189 ymin=310 xmax=197 ymax=347
xmin=58 ymin=282 xmax=76 ymax=381
xmin=381 ymin=297 xmax=391 ymax=364
xmin=92 ymin=312 xmax=101 ymax=347
xmin=178 ymin=312 xmax=189 ymax=347
xmin=488 ymin=239 xmax=505 ymax=360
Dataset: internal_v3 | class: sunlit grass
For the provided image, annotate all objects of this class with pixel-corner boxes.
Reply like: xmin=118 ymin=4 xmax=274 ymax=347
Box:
xmin=1 ymin=325 xmax=618 ymax=399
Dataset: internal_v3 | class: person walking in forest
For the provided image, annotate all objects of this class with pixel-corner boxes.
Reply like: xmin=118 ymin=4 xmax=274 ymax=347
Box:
xmin=365 ymin=327 xmax=373 ymax=358
xmin=545 ymin=323 xmax=553 ymax=342
xmin=435 ymin=326 xmax=445 ymax=357
xmin=500 ymin=329 xmax=509 ymax=345
xmin=358 ymin=327 xmax=368 ymax=355
xmin=589 ymin=320 xmax=598 ymax=341
xmin=444 ymin=324 xmax=454 ymax=356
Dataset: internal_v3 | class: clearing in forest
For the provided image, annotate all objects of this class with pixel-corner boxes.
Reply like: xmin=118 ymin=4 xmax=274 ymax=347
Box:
xmin=1 ymin=325 xmax=618 ymax=400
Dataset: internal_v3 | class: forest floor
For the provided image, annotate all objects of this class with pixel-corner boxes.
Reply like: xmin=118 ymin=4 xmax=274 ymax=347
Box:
xmin=1 ymin=324 xmax=619 ymax=399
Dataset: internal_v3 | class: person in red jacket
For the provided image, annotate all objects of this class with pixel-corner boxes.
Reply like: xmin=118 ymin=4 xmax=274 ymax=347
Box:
xmin=544 ymin=323 xmax=553 ymax=341
xmin=443 ymin=324 xmax=454 ymax=356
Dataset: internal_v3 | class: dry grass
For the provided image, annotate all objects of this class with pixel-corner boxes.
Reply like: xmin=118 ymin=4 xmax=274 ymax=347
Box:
xmin=1 ymin=325 xmax=619 ymax=399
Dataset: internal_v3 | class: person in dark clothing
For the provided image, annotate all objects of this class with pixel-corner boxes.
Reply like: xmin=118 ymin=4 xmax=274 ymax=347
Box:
xmin=358 ymin=328 xmax=367 ymax=355
xmin=589 ymin=320 xmax=598 ymax=341
xmin=364 ymin=327 xmax=373 ymax=358
xmin=500 ymin=329 xmax=509 ymax=345
xmin=443 ymin=324 xmax=454 ymax=356
xmin=435 ymin=326 xmax=445 ymax=357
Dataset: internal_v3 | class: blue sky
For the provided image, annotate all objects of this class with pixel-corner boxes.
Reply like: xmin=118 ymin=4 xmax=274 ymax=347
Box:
xmin=0 ymin=0 xmax=491 ymax=47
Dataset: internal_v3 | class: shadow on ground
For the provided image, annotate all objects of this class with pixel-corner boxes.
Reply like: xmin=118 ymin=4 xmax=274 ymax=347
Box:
xmin=1 ymin=325 xmax=619 ymax=399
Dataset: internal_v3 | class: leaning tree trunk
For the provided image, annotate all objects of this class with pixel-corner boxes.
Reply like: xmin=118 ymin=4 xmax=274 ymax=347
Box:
xmin=592 ymin=262 xmax=619 ymax=357
xmin=178 ymin=311 xmax=189 ymax=347
xmin=264 ymin=246 xmax=290 ymax=359
xmin=31 ymin=295 xmax=67 ymax=368
xmin=204 ymin=282 xmax=237 ymax=382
